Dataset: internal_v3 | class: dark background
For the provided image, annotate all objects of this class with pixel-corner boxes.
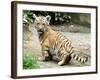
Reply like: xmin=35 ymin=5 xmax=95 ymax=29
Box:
xmin=23 ymin=10 xmax=91 ymax=33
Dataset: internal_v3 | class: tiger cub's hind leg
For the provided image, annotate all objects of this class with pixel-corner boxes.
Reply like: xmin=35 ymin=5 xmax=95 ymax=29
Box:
xmin=58 ymin=54 xmax=70 ymax=66
xmin=58 ymin=50 xmax=70 ymax=66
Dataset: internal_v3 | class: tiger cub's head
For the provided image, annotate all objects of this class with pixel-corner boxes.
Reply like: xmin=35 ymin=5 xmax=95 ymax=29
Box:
xmin=33 ymin=14 xmax=51 ymax=34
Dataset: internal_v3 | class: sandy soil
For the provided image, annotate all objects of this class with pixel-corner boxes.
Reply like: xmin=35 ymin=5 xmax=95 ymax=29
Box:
xmin=24 ymin=27 xmax=91 ymax=68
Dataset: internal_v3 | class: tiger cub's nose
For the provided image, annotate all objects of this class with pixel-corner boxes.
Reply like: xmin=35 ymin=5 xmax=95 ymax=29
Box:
xmin=38 ymin=29 xmax=44 ymax=32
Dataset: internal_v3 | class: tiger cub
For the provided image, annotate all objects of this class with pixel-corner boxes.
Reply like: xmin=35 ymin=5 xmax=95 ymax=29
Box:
xmin=33 ymin=14 xmax=88 ymax=66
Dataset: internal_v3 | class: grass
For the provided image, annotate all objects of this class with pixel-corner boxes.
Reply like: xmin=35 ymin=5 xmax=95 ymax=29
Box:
xmin=23 ymin=53 xmax=40 ymax=69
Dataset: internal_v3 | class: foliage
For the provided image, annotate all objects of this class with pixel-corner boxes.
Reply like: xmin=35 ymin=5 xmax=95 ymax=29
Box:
xmin=23 ymin=10 xmax=90 ymax=26
xmin=23 ymin=10 xmax=91 ymax=33
xmin=23 ymin=53 xmax=40 ymax=69
xmin=23 ymin=10 xmax=72 ymax=25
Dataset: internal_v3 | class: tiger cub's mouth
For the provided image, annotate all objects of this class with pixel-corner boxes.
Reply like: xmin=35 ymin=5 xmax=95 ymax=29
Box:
xmin=38 ymin=29 xmax=44 ymax=34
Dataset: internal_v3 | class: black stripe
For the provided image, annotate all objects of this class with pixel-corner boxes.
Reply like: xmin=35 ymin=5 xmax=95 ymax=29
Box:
xmin=85 ymin=57 xmax=88 ymax=62
xmin=56 ymin=36 xmax=63 ymax=49
xmin=56 ymin=33 xmax=62 ymax=41
xmin=80 ymin=58 xmax=83 ymax=63
xmin=55 ymin=33 xmax=62 ymax=48
xmin=57 ymin=37 xmax=65 ymax=49
xmin=60 ymin=51 xmax=65 ymax=59
xmin=65 ymin=41 xmax=70 ymax=49
xmin=58 ymin=52 xmax=62 ymax=58
xmin=79 ymin=58 xmax=81 ymax=62
xmin=67 ymin=43 xmax=71 ymax=52
xmin=73 ymin=54 xmax=76 ymax=59
xmin=58 ymin=35 xmax=63 ymax=43
xmin=54 ymin=41 xmax=58 ymax=50
xmin=69 ymin=47 xmax=74 ymax=54
xmin=58 ymin=36 xmax=64 ymax=43
xmin=56 ymin=32 xmax=61 ymax=40
xmin=75 ymin=56 xmax=79 ymax=60
xmin=58 ymin=52 xmax=60 ymax=57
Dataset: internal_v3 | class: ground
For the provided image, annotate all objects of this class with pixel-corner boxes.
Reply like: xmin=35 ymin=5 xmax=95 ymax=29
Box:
xmin=23 ymin=25 xmax=91 ymax=69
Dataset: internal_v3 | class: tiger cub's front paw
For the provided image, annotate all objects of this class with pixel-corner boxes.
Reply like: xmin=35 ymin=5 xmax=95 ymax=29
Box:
xmin=38 ymin=57 xmax=45 ymax=61
xmin=38 ymin=56 xmax=51 ymax=61
xmin=58 ymin=61 xmax=65 ymax=66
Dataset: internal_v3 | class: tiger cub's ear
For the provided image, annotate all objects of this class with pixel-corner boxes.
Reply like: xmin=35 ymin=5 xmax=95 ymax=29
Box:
xmin=46 ymin=15 xmax=51 ymax=21
xmin=33 ymin=14 xmax=37 ymax=19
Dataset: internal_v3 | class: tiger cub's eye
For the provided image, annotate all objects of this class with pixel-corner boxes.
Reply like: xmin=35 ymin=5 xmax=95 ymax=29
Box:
xmin=37 ymin=23 xmax=40 ymax=25
xmin=43 ymin=23 xmax=45 ymax=26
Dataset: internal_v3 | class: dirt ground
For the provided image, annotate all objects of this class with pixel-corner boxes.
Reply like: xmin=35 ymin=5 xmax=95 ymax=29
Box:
xmin=24 ymin=27 xmax=91 ymax=68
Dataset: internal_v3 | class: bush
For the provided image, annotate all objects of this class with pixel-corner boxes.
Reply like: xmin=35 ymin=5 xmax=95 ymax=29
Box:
xmin=23 ymin=53 xmax=40 ymax=69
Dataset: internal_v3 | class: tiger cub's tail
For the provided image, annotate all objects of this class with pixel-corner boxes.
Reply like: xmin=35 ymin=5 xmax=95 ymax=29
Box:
xmin=69 ymin=48 xmax=88 ymax=64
